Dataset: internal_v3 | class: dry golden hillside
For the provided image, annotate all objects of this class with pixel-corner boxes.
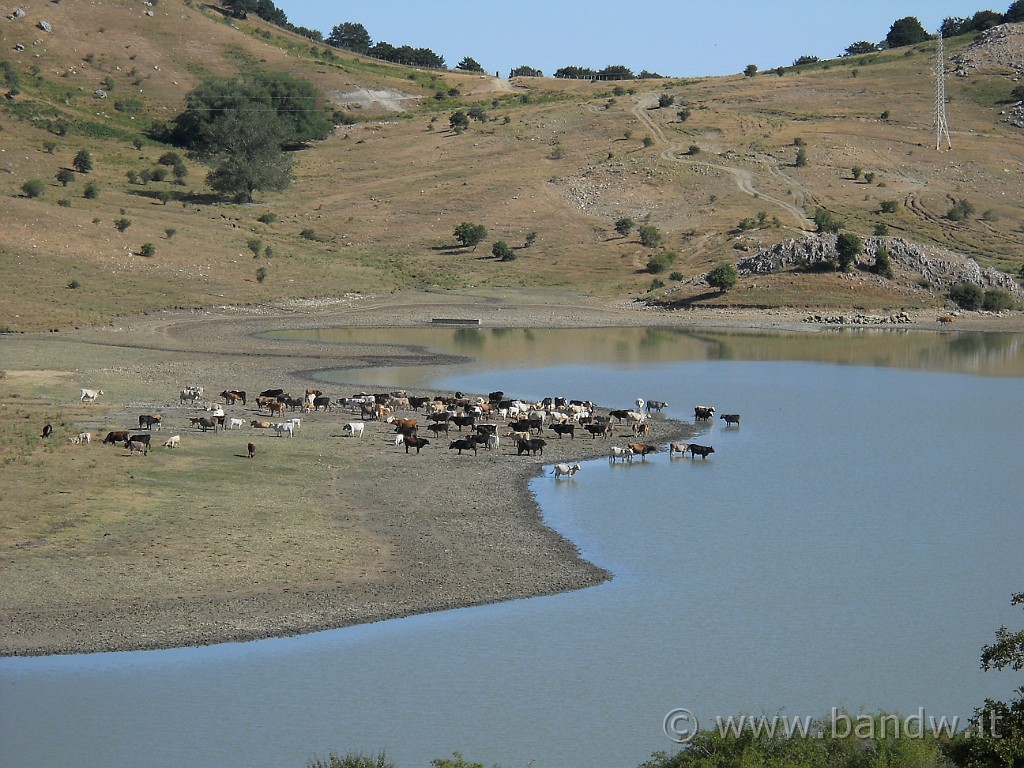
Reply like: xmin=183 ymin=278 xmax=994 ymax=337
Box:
xmin=1 ymin=1 xmax=1023 ymax=330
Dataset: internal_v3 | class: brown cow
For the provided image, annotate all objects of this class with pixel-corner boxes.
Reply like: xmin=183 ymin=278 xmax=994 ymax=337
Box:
xmin=103 ymin=430 xmax=130 ymax=445
xmin=720 ymin=414 xmax=740 ymax=427
xmin=627 ymin=442 xmax=658 ymax=460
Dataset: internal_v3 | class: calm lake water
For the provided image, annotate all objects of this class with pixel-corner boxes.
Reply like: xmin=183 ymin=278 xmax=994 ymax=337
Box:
xmin=2 ymin=328 xmax=1022 ymax=768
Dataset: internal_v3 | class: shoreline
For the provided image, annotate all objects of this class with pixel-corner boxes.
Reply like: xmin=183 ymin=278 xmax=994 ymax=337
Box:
xmin=2 ymin=289 xmax=1022 ymax=657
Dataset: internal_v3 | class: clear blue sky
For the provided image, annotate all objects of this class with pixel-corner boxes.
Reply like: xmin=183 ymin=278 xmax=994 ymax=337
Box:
xmin=280 ymin=1 xmax=999 ymax=78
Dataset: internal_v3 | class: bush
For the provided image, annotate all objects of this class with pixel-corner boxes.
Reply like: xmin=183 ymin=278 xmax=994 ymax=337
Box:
xmin=871 ymin=246 xmax=895 ymax=279
xmin=669 ymin=271 xmax=684 ymax=281
xmin=300 ymin=228 xmax=323 ymax=242
xmin=614 ymin=217 xmax=634 ymax=237
xmin=67 ymin=279 xmax=80 ymax=289
xmin=657 ymin=94 xmax=674 ymax=108
xmin=491 ymin=240 xmax=515 ymax=261
xmin=56 ymin=168 xmax=75 ymax=187
xmin=851 ymin=166 xmax=862 ymax=180
xmin=165 ymin=228 xmax=176 ymax=239
xmin=83 ymin=182 xmax=99 ymax=199
xmin=687 ymin=144 xmax=701 ymax=155
xmin=707 ymin=262 xmax=738 ymax=292
xmin=645 ymin=251 xmax=676 ymax=274
xmin=257 ymin=212 xmax=277 ymax=224
xmin=21 ymin=179 xmax=45 ymax=198
xmin=949 ymin=282 xmax=984 ymax=310
xmin=256 ymin=267 xmax=268 ymax=283
xmin=638 ymin=225 xmax=663 ymax=248
xmin=57 ymin=198 xmax=71 ymax=207
xmin=946 ymin=198 xmax=975 ymax=222
xmin=983 ymin=289 xmax=1016 ymax=312
xmin=247 ymin=238 xmax=263 ymax=257
xmin=813 ymin=208 xmax=843 ymax=234
xmin=307 ymin=752 xmax=396 ymax=768
xmin=795 ymin=147 xmax=808 ymax=167
xmin=873 ymin=222 xmax=889 ymax=236
xmin=642 ymin=135 xmax=654 ymax=148
xmin=676 ymin=108 xmax=691 ymax=122
xmin=863 ymin=172 xmax=875 ymax=183
xmin=138 ymin=242 xmax=156 ymax=257
xmin=835 ymin=232 xmax=862 ymax=272
xmin=72 ymin=149 xmax=93 ymax=174
xmin=523 ymin=231 xmax=537 ymax=248
xmin=648 ymin=278 xmax=665 ymax=290
xmin=879 ymin=199 xmax=900 ymax=214
xmin=114 ymin=217 xmax=131 ymax=232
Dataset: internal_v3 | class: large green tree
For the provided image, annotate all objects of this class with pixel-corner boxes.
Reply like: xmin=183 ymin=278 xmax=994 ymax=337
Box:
xmin=454 ymin=222 xmax=487 ymax=249
xmin=835 ymin=232 xmax=862 ymax=272
xmin=1007 ymin=1 xmax=1024 ymax=23
xmin=456 ymin=56 xmax=485 ymax=73
xmin=886 ymin=16 xmax=930 ymax=48
xmin=327 ymin=22 xmax=372 ymax=54
xmin=202 ymin=111 xmax=292 ymax=203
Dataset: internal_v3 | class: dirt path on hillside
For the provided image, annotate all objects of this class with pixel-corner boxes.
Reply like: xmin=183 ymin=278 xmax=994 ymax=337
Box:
xmin=631 ymin=95 xmax=814 ymax=231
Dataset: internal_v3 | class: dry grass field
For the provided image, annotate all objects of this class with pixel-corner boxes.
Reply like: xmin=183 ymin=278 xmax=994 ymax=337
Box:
xmin=1 ymin=2 xmax=1023 ymax=654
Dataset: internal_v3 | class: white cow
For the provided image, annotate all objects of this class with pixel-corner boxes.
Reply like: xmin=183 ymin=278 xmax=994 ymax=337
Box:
xmin=342 ymin=422 xmax=365 ymax=438
xmin=77 ymin=431 xmax=91 ymax=444
xmin=80 ymin=388 xmax=104 ymax=402
xmin=609 ymin=446 xmax=634 ymax=464
xmin=551 ymin=462 xmax=582 ymax=478
xmin=163 ymin=435 xmax=181 ymax=448
xmin=272 ymin=422 xmax=294 ymax=438
xmin=228 ymin=418 xmax=245 ymax=430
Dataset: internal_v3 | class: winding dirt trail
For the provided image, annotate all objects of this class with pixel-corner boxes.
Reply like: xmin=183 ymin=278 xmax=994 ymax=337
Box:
xmin=631 ymin=95 xmax=814 ymax=231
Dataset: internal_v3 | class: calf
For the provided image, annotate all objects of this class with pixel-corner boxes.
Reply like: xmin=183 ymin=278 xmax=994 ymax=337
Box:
xmin=228 ymin=418 xmax=245 ymax=430
xmin=551 ymin=463 xmax=582 ymax=478
xmin=266 ymin=401 xmax=286 ymax=417
xmin=403 ymin=435 xmax=430 ymax=454
xmin=77 ymin=431 xmax=91 ymax=445
xmin=247 ymin=442 xmax=256 ymax=459
xmin=689 ymin=444 xmax=716 ymax=460
xmin=506 ymin=429 xmax=531 ymax=442
xmin=720 ymin=413 xmax=741 ymax=427
xmin=41 ymin=423 xmax=54 ymax=438
xmin=126 ymin=439 xmax=149 ymax=456
xmin=342 ymin=422 xmax=365 ymax=438
xmin=163 ymin=435 xmax=181 ymax=448
xmin=448 ymin=438 xmax=478 ymax=455
xmin=548 ymin=423 xmax=575 ymax=439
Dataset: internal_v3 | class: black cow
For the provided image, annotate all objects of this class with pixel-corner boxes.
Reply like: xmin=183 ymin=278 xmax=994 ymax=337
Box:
xmin=487 ymin=390 xmax=504 ymax=403
xmin=448 ymin=438 xmax=478 ymax=455
xmin=694 ymin=406 xmax=715 ymax=422
xmin=548 ymin=423 xmax=575 ymax=439
xmin=247 ymin=442 xmax=256 ymax=459
xmin=508 ymin=419 xmax=532 ymax=433
xmin=312 ymin=396 xmax=332 ymax=412
xmin=404 ymin=436 xmax=430 ymax=454
xmin=689 ymin=444 xmax=716 ymax=459
xmin=41 ymin=423 xmax=53 ymax=438
xmin=516 ymin=438 xmax=547 ymax=455
xmin=584 ymin=423 xmax=612 ymax=439
xmin=426 ymin=422 xmax=449 ymax=437
xmin=139 ymin=414 xmax=162 ymax=430
xmin=720 ymin=413 xmax=741 ymax=427
xmin=609 ymin=409 xmax=632 ymax=423
xmin=124 ymin=433 xmax=152 ymax=446
xmin=409 ymin=396 xmax=432 ymax=410
xmin=259 ymin=389 xmax=285 ymax=399
xmin=190 ymin=416 xmax=217 ymax=432
xmin=450 ymin=415 xmax=476 ymax=431
xmin=475 ymin=423 xmax=497 ymax=436
xmin=394 ymin=423 xmax=418 ymax=437
xmin=427 ymin=411 xmax=452 ymax=424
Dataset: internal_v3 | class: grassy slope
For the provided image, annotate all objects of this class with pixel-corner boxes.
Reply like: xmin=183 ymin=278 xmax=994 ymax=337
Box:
xmin=1 ymin=4 xmax=1022 ymax=331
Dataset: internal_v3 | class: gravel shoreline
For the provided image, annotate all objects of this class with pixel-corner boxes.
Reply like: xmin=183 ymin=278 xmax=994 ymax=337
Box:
xmin=3 ymin=289 xmax=1020 ymax=656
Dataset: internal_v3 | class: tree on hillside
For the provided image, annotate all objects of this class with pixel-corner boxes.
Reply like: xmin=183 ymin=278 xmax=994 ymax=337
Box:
xmin=707 ymin=263 xmax=738 ymax=292
xmin=793 ymin=55 xmax=819 ymax=66
xmin=638 ymin=224 xmax=663 ymax=248
xmin=844 ymin=41 xmax=879 ymax=56
xmin=886 ymin=16 xmax=930 ymax=48
xmin=598 ymin=65 xmax=634 ymax=80
xmin=509 ymin=65 xmax=543 ymax=78
xmin=327 ymin=22 xmax=372 ymax=54
xmin=456 ymin=57 xmax=485 ymax=73
xmin=449 ymin=110 xmax=469 ymax=133
xmin=221 ymin=0 xmax=287 ymax=25
xmin=941 ymin=17 xmax=973 ymax=37
xmin=454 ymin=222 xmax=487 ymax=250
xmin=554 ymin=66 xmax=596 ymax=79
xmin=972 ymin=10 xmax=1005 ymax=30
xmin=73 ymin=149 xmax=93 ymax=173
xmin=203 ymin=112 xmax=292 ymax=203
xmin=814 ymin=208 xmax=843 ymax=234
xmin=743 ymin=64 xmax=758 ymax=77
xmin=1007 ymin=1 xmax=1024 ymax=23
xmin=614 ymin=217 xmax=635 ymax=237
xmin=835 ymin=232 xmax=862 ymax=272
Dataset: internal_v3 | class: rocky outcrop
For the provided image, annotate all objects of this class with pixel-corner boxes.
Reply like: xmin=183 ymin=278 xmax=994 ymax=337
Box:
xmin=950 ymin=23 xmax=1024 ymax=79
xmin=737 ymin=235 xmax=1024 ymax=300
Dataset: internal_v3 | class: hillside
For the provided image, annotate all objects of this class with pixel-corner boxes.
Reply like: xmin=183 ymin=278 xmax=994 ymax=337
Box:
xmin=1 ymin=1 xmax=1023 ymax=330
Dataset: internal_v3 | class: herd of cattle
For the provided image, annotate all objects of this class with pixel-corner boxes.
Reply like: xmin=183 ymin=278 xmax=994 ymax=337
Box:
xmin=58 ymin=386 xmax=738 ymax=469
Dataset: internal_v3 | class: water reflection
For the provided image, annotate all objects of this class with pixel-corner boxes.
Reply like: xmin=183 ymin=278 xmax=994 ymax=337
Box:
xmin=262 ymin=327 xmax=1024 ymax=387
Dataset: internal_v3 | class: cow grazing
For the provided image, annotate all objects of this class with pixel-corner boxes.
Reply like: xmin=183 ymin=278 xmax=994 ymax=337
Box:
xmin=139 ymin=414 xmax=162 ymax=430
xmin=720 ymin=413 xmax=741 ymax=427
xmin=448 ymin=438 xmax=478 ymax=455
xmin=221 ymin=390 xmax=247 ymax=405
xmin=312 ymin=395 xmax=332 ymax=412
xmin=516 ymin=438 xmax=547 ymax=456
xmin=404 ymin=436 xmax=430 ymax=454
xmin=126 ymin=434 xmax=152 ymax=446
xmin=608 ymin=409 xmax=632 ymax=423
xmin=689 ymin=444 xmax=716 ymax=459
xmin=669 ymin=442 xmax=690 ymax=457
xmin=190 ymin=416 xmax=218 ymax=432
xmin=266 ymin=401 xmax=286 ymax=417
xmin=103 ymin=430 xmax=130 ymax=445
xmin=426 ymin=422 xmax=449 ymax=437
xmin=551 ymin=463 xmax=582 ymax=478
xmin=609 ymin=446 xmax=634 ymax=463
xmin=126 ymin=439 xmax=149 ymax=456
xmin=548 ymin=423 xmax=575 ymax=439
xmin=41 ymin=423 xmax=54 ymax=438
xmin=626 ymin=443 xmax=658 ymax=460
xmin=584 ymin=423 xmax=612 ymax=439
xmin=342 ymin=422 xmax=365 ymax=438
xmin=694 ymin=406 xmax=715 ymax=422
xmin=247 ymin=442 xmax=256 ymax=459
xmin=80 ymin=388 xmax=104 ymax=402
xmin=163 ymin=435 xmax=181 ymax=448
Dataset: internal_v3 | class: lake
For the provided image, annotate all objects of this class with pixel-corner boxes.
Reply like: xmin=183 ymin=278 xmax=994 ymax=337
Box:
xmin=2 ymin=327 xmax=1022 ymax=768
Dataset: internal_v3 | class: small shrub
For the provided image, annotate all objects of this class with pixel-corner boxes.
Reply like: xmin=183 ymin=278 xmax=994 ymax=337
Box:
xmin=946 ymin=198 xmax=975 ymax=222
xmin=164 ymin=228 xmax=176 ymax=239
xmin=523 ymin=231 xmax=537 ymax=248
xmin=43 ymin=141 xmax=57 ymax=154
xmin=648 ymin=278 xmax=665 ymax=291
xmin=126 ymin=169 xmax=139 ymax=184
xmin=657 ymin=94 xmax=674 ymax=108
xmin=299 ymin=229 xmax=321 ymax=241
xmin=863 ymin=172 xmax=875 ymax=183
xmin=257 ymin=212 xmax=278 ymax=224
xmin=982 ymin=289 xmax=1015 ymax=312
xmin=980 ymin=209 xmax=999 ymax=223
xmin=873 ymin=222 xmax=889 ymax=236
xmin=676 ymin=108 xmax=691 ymax=122
xmin=138 ymin=242 xmax=156 ymax=257
xmin=795 ymin=147 xmax=808 ymax=167
xmin=614 ymin=217 xmax=635 ymax=237
xmin=687 ymin=144 xmax=701 ymax=155
xmin=57 ymin=198 xmax=71 ymax=207
xmin=21 ymin=179 xmax=45 ymax=198
xmin=948 ymin=282 xmax=984 ymax=310
xmin=642 ymin=136 xmax=654 ymax=148
xmin=247 ymin=238 xmax=263 ymax=257
xmin=114 ymin=217 xmax=131 ymax=232
xmin=851 ymin=166 xmax=863 ymax=180
xmin=491 ymin=240 xmax=515 ymax=261
xmin=150 ymin=166 xmax=167 ymax=182
xmin=707 ymin=262 xmax=738 ymax=292
xmin=880 ymin=199 xmax=900 ymax=214
xmin=72 ymin=149 xmax=93 ymax=174
xmin=157 ymin=190 xmax=171 ymax=205
xmin=256 ymin=267 xmax=268 ymax=283
xmin=83 ymin=182 xmax=99 ymax=199
xmin=880 ymin=110 xmax=890 ymax=120
xmin=263 ymin=245 xmax=273 ymax=259
xmin=871 ymin=246 xmax=895 ymax=279
xmin=645 ymin=251 xmax=676 ymax=274
xmin=638 ymin=225 xmax=663 ymax=248
xmin=669 ymin=271 xmax=684 ymax=282
xmin=793 ymin=137 xmax=805 ymax=147
xmin=813 ymin=208 xmax=843 ymax=234
xmin=67 ymin=279 xmax=80 ymax=289
xmin=158 ymin=151 xmax=182 ymax=166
